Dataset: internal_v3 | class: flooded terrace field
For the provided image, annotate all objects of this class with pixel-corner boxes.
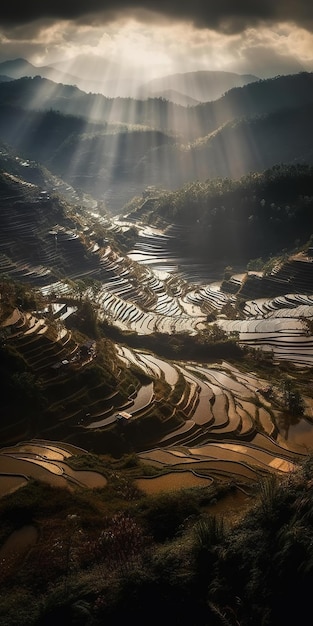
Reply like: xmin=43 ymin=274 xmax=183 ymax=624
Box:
xmin=0 ymin=441 xmax=107 ymax=497
xmin=123 ymin=219 xmax=232 ymax=283
xmin=4 ymin=212 xmax=313 ymax=495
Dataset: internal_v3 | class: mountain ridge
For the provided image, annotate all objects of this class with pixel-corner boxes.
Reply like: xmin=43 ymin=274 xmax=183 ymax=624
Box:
xmin=143 ymin=69 xmax=259 ymax=102
xmin=1 ymin=72 xmax=313 ymax=210
xmin=0 ymin=57 xmax=260 ymax=100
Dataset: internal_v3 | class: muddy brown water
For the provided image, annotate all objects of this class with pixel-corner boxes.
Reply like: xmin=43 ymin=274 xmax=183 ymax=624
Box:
xmin=204 ymin=488 xmax=252 ymax=523
xmin=135 ymin=471 xmax=213 ymax=494
xmin=0 ymin=525 xmax=39 ymax=575
xmin=0 ymin=475 xmax=28 ymax=497
xmin=279 ymin=416 xmax=313 ymax=451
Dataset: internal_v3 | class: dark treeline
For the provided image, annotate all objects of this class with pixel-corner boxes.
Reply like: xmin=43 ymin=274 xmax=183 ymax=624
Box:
xmin=193 ymin=71 xmax=313 ymax=138
xmin=100 ymin=321 xmax=243 ymax=362
xmin=0 ymin=76 xmax=187 ymax=135
xmin=1 ymin=72 xmax=313 ymax=140
xmin=129 ymin=164 xmax=313 ymax=262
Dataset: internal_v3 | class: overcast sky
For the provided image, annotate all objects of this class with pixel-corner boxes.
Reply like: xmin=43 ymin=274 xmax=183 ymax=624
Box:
xmin=0 ymin=1 xmax=313 ymax=82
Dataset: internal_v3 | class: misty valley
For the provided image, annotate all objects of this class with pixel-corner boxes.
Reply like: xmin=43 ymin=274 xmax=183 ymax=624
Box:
xmin=1 ymin=63 xmax=313 ymax=625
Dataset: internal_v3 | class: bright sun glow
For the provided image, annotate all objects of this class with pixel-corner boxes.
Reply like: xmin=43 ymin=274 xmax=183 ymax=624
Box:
xmin=1 ymin=8 xmax=313 ymax=210
xmin=25 ymin=18 xmax=313 ymax=88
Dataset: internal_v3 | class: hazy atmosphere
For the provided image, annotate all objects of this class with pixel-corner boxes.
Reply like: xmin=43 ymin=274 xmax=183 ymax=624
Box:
xmin=1 ymin=0 xmax=313 ymax=93
xmin=2 ymin=2 xmax=313 ymax=625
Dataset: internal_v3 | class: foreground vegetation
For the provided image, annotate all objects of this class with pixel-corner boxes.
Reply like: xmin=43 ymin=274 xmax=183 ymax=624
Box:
xmin=0 ymin=454 xmax=313 ymax=625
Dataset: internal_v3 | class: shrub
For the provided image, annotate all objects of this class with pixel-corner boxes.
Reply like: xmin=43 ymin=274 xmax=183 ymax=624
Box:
xmin=138 ymin=491 xmax=199 ymax=541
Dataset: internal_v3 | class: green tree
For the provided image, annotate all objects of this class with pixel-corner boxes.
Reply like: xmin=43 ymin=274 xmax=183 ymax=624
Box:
xmin=282 ymin=378 xmax=304 ymax=416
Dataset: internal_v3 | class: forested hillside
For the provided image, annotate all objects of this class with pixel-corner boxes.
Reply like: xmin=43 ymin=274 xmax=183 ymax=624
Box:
xmin=1 ymin=74 xmax=313 ymax=210
xmin=126 ymin=164 xmax=313 ymax=262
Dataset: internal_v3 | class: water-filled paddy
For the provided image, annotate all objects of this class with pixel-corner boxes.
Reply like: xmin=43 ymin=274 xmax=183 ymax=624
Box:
xmin=0 ymin=525 xmax=39 ymax=573
xmin=0 ymin=441 xmax=108 ymax=492
xmin=135 ymin=471 xmax=213 ymax=494
xmin=7 ymin=220 xmax=313 ymax=492
xmin=0 ymin=475 xmax=28 ymax=497
xmin=278 ymin=415 xmax=313 ymax=450
xmin=204 ymin=488 xmax=251 ymax=521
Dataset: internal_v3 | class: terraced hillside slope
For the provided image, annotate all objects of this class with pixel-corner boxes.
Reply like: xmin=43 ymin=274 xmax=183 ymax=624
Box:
xmin=0 ymin=440 xmax=107 ymax=497
xmin=1 ymin=154 xmax=313 ymax=492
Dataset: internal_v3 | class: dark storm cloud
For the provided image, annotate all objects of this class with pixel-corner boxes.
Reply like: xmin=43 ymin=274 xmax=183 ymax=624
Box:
xmin=1 ymin=1 xmax=313 ymax=33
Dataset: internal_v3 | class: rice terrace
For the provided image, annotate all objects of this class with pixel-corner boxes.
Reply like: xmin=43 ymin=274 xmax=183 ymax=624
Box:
xmin=1 ymin=21 xmax=313 ymax=623
xmin=1 ymin=166 xmax=312 ymax=494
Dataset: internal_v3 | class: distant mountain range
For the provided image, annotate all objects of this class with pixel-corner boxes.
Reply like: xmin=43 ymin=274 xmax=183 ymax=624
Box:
xmin=0 ymin=58 xmax=258 ymax=102
xmin=140 ymin=70 xmax=259 ymax=102
xmin=0 ymin=69 xmax=313 ymax=211
xmin=147 ymin=89 xmax=200 ymax=107
xmin=0 ymin=57 xmax=125 ymax=97
xmin=0 ymin=57 xmax=82 ymax=87
xmin=1 ymin=71 xmax=313 ymax=135
xmin=135 ymin=102 xmax=313 ymax=190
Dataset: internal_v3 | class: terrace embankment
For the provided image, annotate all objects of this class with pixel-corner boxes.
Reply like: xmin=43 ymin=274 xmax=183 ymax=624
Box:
xmin=2 ymin=189 xmax=313 ymax=489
